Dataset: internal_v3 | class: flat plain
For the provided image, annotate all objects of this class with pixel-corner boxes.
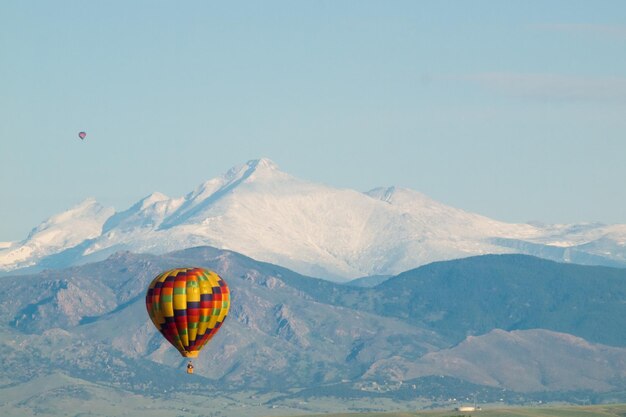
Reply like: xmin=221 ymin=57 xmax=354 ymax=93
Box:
xmin=285 ymin=403 xmax=626 ymax=417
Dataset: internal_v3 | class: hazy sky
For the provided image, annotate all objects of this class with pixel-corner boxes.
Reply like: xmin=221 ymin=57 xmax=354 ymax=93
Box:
xmin=2 ymin=1 xmax=625 ymax=241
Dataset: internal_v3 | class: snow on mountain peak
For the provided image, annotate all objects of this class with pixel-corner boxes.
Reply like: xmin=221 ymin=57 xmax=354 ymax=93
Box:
xmin=186 ymin=159 xmax=282 ymax=201
xmin=366 ymin=186 xmax=433 ymax=206
xmin=102 ymin=192 xmax=182 ymax=233
xmin=27 ymin=198 xmax=112 ymax=240
xmin=223 ymin=158 xmax=284 ymax=186
xmin=140 ymin=192 xmax=169 ymax=208
xmin=1 ymin=158 xmax=625 ymax=277
xmin=0 ymin=199 xmax=115 ymax=269
xmin=159 ymin=158 xmax=290 ymax=229
xmin=366 ymin=186 xmax=396 ymax=203
xmin=249 ymin=157 xmax=279 ymax=171
xmin=223 ymin=158 xmax=279 ymax=181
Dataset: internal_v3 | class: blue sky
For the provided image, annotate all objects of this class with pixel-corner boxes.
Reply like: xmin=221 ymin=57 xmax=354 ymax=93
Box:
xmin=1 ymin=1 xmax=625 ymax=241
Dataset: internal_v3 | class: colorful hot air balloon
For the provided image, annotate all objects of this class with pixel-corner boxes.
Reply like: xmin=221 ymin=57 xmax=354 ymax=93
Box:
xmin=78 ymin=131 xmax=86 ymax=140
xmin=146 ymin=268 xmax=230 ymax=362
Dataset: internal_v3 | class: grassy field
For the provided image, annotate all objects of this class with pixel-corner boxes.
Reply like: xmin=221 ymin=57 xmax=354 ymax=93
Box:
xmin=284 ymin=403 xmax=626 ymax=417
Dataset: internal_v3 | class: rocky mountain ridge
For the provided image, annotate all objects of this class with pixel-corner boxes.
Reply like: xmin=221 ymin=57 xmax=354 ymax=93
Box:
xmin=2 ymin=249 xmax=626 ymax=396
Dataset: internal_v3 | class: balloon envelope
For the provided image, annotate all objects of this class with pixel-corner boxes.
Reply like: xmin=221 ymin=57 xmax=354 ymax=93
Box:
xmin=146 ymin=267 xmax=230 ymax=358
xmin=78 ymin=132 xmax=86 ymax=140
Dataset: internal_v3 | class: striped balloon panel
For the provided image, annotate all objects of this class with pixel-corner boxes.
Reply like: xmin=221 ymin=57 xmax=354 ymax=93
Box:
xmin=146 ymin=267 xmax=230 ymax=358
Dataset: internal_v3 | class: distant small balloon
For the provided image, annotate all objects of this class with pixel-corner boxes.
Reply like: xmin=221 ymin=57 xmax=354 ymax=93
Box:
xmin=78 ymin=132 xmax=86 ymax=140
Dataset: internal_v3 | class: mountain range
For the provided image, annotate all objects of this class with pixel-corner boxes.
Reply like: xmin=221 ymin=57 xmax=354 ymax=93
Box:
xmin=1 ymin=158 xmax=625 ymax=280
xmin=1 ymin=248 xmax=626 ymax=416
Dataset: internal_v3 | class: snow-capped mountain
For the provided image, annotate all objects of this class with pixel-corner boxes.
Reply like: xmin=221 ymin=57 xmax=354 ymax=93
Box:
xmin=0 ymin=199 xmax=114 ymax=269
xmin=1 ymin=158 xmax=625 ymax=279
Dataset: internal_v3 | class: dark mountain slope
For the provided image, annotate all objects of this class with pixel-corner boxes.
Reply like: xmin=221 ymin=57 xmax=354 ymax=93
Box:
xmin=365 ymin=254 xmax=626 ymax=346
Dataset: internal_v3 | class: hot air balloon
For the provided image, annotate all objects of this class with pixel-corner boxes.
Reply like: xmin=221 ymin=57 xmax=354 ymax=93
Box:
xmin=78 ymin=132 xmax=86 ymax=140
xmin=146 ymin=267 xmax=230 ymax=372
